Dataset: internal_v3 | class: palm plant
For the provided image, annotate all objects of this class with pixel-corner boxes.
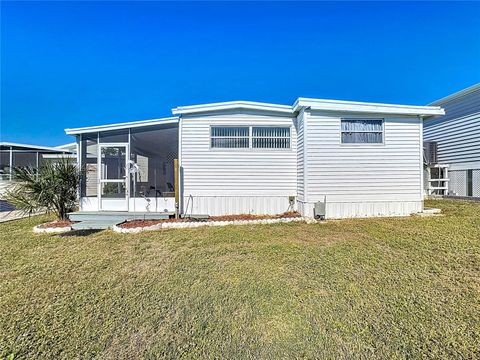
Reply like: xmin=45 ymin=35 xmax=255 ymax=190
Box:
xmin=5 ymin=157 xmax=82 ymax=220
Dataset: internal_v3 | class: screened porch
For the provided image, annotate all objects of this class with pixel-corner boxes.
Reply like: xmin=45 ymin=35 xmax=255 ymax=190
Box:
xmin=0 ymin=142 xmax=72 ymax=181
xmin=77 ymin=122 xmax=178 ymax=213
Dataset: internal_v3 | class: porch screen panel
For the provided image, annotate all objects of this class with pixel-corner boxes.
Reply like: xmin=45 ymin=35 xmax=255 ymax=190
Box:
xmin=0 ymin=150 xmax=10 ymax=180
xmin=100 ymin=146 xmax=126 ymax=180
xmin=12 ymin=152 xmax=38 ymax=169
xmin=130 ymin=124 xmax=178 ymax=197
xmin=211 ymin=127 xmax=249 ymax=148
xmin=38 ymin=153 xmax=56 ymax=168
xmin=98 ymin=130 xmax=128 ymax=143
xmin=341 ymin=119 xmax=383 ymax=144
xmin=80 ymin=134 xmax=98 ymax=197
xmin=252 ymin=127 xmax=290 ymax=149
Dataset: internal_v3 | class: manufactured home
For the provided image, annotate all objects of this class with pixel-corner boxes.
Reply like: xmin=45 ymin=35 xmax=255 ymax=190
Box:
xmin=0 ymin=142 xmax=73 ymax=202
xmin=424 ymin=84 xmax=480 ymax=198
xmin=65 ymin=98 xmax=444 ymax=219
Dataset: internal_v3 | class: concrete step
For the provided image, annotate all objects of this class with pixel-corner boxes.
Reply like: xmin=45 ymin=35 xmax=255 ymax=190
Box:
xmin=69 ymin=214 xmax=130 ymax=222
xmin=422 ymin=208 xmax=442 ymax=214
xmin=71 ymin=220 xmax=117 ymax=230
xmin=69 ymin=211 xmax=174 ymax=230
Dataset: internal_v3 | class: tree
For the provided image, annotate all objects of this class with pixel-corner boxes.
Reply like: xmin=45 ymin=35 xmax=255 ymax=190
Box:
xmin=5 ymin=157 xmax=82 ymax=220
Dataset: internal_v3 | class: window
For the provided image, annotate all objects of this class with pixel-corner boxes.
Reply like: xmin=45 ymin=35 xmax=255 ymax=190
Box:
xmin=252 ymin=127 xmax=290 ymax=149
xmin=130 ymin=124 xmax=178 ymax=197
xmin=80 ymin=135 xmax=98 ymax=197
xmin=98 ymin=130 xmax=129 ymax=143
xmin=211 ymin=126 xmax=291 ymax=149
xmin=211 ymin=127 xmax=249 ymax=148
xmin=341 ymin=119 xmax=383 ymax=144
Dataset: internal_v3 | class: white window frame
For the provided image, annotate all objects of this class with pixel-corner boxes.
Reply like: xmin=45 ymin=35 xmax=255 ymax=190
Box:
xmin=340 ymin=118 xmax=385 ymax=145
xmin=210 ymin=125 xmax=292 ymax=150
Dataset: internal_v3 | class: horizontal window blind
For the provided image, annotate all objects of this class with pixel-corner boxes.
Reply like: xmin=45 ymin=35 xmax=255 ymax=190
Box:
xmin=341 ymin=119 xmax=383 ymax=144
xmin=210 ymin=126 xmax=291 ymax=149
xmin=210 ymin=127 xmax=249 ymax=148
xmin=252 ymin=127 xmax=290 ymax=149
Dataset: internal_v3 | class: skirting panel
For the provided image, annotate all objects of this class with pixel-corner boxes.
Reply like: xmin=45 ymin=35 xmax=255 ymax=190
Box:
xmin=182 ymin=196 xmax=296 ymax=216
xmin=296 ymin=200 xmax=308 ymax=217
xmin=449 ymin=170 xmax=467 ymax=196
xmin=448 ymin=169 xmax=480 ymax=198
xmin=298 ymin=200 xmax=423 ymax=219
xmin=474 ymin=170 xmax=480 ymax=197
xmin=80 ymin=197 xmax=175 ymax=212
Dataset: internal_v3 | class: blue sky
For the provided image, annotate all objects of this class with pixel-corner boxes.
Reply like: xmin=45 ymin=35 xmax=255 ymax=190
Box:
xmin=1 ymin=1 xmax=479 ymax=146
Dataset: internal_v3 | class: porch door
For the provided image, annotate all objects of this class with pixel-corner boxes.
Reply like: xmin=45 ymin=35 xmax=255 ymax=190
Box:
xmin=98 ymin=144 xmax=129 ymax=211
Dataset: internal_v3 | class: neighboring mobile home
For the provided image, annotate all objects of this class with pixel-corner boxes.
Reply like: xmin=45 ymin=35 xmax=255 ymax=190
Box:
xmin=424 ymin=84 xmax=480 ymax=198
xmin=66 ymin=98 xmax=444 ymax=218
xmin=0 ymin=142 xmax=73 ymax=201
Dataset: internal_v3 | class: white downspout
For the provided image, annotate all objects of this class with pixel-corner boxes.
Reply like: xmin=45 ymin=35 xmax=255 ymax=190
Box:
xmin=9 ymin=146 xmax=13 ymax=181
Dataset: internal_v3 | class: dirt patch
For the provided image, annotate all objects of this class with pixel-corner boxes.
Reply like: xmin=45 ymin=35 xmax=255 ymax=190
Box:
xmin=210 ymin=211 xmax=300 ymax=222
xmin=119 ymin=212 xmax=301 ymax=229
xmin=120 ymin=218 xmax=188 ymax=229
xmin=39 ymin=220 xmax=74 ymax=229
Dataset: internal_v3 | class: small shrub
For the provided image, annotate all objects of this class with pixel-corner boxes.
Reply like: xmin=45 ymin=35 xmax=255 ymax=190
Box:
xmin=5 ymin=157 xmax=81 ymax=220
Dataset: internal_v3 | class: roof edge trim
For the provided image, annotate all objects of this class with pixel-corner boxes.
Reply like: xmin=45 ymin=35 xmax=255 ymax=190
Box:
xmin=428 ymin=83 xmax=480 ymax=106
xmin=65 ymin=117 xmax=179 ymax=135
xmin=293 ymin=97 xmax=445 ymax=117
xmin=0 ymin=142 xmax=73 ymax=153
xmin=172 ymin=101 xmax=293 ymax=115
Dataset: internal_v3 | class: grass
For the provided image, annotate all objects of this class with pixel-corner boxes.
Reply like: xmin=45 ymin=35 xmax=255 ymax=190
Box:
xmin=0 ymin=200 xmax=479 ymax=359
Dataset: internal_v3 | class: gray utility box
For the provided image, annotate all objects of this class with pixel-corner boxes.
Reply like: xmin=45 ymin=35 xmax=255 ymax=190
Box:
xmin=314 ymin=200 xmax=326 ymax=220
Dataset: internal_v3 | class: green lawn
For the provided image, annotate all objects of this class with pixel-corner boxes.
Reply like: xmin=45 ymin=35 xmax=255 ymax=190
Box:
xmin=1 ymin=200 xmax=479 ymax=359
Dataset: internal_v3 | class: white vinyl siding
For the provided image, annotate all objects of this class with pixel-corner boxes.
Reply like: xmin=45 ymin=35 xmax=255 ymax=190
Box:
xmin=300 ymin=111 xmax=423 ymax=217
xmin=341 ymin=119 xmax=383 ymax=144
xmin=424 ymin=86 xmax=480 ymax=167
xmin=428 ymin=86 xmax=480 ymax=123
xmin=181 ymin=112 xmax=297 ymax=215
xmin=424 ymin=85 xmax=480 ymax=198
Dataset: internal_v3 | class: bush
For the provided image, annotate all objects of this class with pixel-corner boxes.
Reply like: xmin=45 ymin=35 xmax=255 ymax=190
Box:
xmin=5 ymin=157 xmax=81 ymax=220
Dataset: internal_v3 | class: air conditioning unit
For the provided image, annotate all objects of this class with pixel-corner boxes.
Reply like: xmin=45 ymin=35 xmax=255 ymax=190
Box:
xmin=423 ymin=141 xmax=438 ymax=165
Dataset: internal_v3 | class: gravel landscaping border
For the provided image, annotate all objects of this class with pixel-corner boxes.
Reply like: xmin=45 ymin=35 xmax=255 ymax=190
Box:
xmin=33 ymin=224 xmax=72 ymax=234
xmin=33 ymin=221 xmax=74 ymax=233
xmin=113 ymin=216 xmax=314 ymax=233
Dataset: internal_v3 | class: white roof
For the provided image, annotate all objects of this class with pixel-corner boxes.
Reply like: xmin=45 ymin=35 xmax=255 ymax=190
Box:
xmin=55 ymin=142 xmax=77 ymax=151
xmin=172 ymin=100 xmax=293 ymax=115
xmin=65 ymin=116 xmax=179 ymax=135
xmin=0 ymin=142 xmax=72 ymax=152
xmin=173 ymin=98 xmax=443 ymax=117
xmin=42 ymin=153 xmax=77 ymax=159
xmin=65 ymin=97 xmax=445 ymax=136
xmin=293 ymin=97 xmax=444 ymax=117
xmin=428 ymin=83 xmax=480 ymax=106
